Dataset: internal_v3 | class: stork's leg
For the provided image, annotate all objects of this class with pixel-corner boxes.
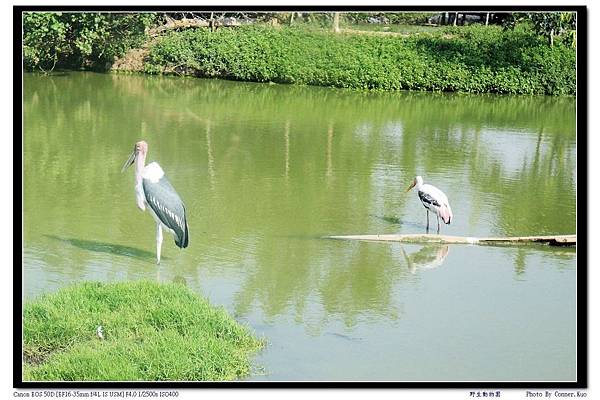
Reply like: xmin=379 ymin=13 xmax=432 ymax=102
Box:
xmin=426 ymin=210 xmax=430 ymax=233
xmin=156 ymin=223 xmax=163 ymax=264
xmin=437 ymin=215 xmax=441 ymax=234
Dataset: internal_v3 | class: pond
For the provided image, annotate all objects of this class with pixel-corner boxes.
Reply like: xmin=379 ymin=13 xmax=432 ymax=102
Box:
xmin=23 ymin=72 xmax=577 ymax=382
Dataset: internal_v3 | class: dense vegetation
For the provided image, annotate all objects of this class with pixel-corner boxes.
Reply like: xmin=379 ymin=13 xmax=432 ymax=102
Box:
xmin=145 ymin=24 xmax=575 ymax=95
xmin=23 ymin=281 xmax=264 ymax=381
xmin=23 ymin=12 xmax=155 ymax=71
xmin=342 ymin=12 xmax=435 ymax=25
xmin=23 ymin=12 xmax=577 ymax=95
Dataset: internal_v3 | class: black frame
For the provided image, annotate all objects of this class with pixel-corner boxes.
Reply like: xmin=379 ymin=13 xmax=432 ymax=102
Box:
xmin=14 ymin=4 xmax=587 ymax=389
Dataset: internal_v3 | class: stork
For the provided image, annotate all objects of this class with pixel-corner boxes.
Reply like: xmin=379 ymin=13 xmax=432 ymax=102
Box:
xmin=406 ymin=176 xmax=453 ymax=234
xmin=121 ymin=140 xmax=189 ymax=264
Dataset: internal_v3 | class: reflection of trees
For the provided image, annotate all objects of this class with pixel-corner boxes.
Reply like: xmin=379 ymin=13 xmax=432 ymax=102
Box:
xmin=467 ymin=125 xmax=576 ymax=235
xmin=24 ymin=72 xmax=576 ymax=329
xmin=496 ymin=132 xmax=575 ymax=235
xmin=233 ymin=241 xmax=409 ymax=331
xmin=317 ymin=243 xmax=408 ymax=327
xmin=512 ymin=244 xmax=576 ymax=276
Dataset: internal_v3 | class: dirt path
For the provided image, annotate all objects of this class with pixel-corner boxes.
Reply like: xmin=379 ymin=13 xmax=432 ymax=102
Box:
xmin=111 ymin=47 xmax=149 ymax=72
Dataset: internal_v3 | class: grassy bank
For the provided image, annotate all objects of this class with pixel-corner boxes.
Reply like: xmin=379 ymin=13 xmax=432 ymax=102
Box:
xmin=23 ymin=281 xmax=264 ymax=381
xmin=142 ymin=24 xmax=575 ymax=95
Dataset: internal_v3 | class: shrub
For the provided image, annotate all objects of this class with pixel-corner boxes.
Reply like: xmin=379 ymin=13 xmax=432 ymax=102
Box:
xmin=145 ymin=24 xmax=575 ymax=95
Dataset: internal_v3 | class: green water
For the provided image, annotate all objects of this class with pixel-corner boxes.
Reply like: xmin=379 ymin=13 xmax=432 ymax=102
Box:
xmin=23 ymin=72 xmax=577 ymax=381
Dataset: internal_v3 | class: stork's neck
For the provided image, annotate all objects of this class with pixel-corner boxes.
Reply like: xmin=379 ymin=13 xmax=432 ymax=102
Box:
xmin=135 ymin=151 xmax=147 ymax=185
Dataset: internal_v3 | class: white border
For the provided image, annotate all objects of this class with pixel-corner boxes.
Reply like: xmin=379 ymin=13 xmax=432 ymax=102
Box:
xmin=6 ymin=2 xmax=597 ymax=399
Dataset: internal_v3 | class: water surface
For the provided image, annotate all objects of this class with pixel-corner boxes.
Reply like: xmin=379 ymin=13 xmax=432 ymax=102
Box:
xmin=23 ymin=72 xmax=577 ymax=381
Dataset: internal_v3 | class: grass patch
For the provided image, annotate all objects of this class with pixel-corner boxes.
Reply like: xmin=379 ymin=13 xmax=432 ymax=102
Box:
xmin=144 ymin=24 xmax=575 ymax=95
xmin=23 ymin=281 xmax=264 ymax=381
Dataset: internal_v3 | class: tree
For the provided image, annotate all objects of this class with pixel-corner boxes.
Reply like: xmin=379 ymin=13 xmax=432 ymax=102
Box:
xmin=528 ymin=12 xmax=576 ymax=46
xmin=23 ymin=12 xmax=157 ymax=72
xmin=23 ymin=13 xmax=68 ymax=72
xmin=333 ymin=12 xmax=341 ymax=33
xmin=504 ymin=12 xmax=576 ymax=47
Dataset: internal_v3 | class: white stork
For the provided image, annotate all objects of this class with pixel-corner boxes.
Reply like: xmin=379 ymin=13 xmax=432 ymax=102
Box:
xmin=121 ymin=140 xmax=189 ymax=264
xmin=406 ymin=176 xmax=453 ymax=234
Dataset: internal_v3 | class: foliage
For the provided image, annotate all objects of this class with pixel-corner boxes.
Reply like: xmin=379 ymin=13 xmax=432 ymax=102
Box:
xmin=23 ymin=12 xmax=156 ymax=72
xmin=503 ymin=12 xmax=576 ymax=47
xmin=293 ymin=12 xmax=336 ymax=28
xmin=341 ymin=23 xmax=439 ymax=35
xmin=145 ymin=24 xmax=575 ymax=95
xmin=23 ymin=13 xmax=68 ymax=72
xmin=343 ymin=12 xmax=435 ymax=25
xmin=23 ymin=281 xmax=264 ymax=381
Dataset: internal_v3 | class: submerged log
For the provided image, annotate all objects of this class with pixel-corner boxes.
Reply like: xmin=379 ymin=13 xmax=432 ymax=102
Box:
xmin=325 ymin=234 xmax=576 ymax=247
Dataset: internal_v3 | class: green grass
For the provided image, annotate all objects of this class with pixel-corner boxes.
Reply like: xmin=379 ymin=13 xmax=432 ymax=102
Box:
xmin=144 ymin=24 xmax=575 ymax=95
xmin=23 ymin=281 xmax=264 ymax=381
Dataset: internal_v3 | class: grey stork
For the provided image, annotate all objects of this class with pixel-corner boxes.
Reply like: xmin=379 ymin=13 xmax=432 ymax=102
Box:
xmin=406 ymin=176 xmax=453 ymax=234
xmin=121 ymin=140 xmax=189 ymax=264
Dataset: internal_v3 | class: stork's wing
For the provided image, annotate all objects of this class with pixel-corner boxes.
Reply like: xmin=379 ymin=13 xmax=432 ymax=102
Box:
xmin=418 ymin=190 xmax=441 ymax=208
xmin=142 ymin=175 xmax=189 ymax=248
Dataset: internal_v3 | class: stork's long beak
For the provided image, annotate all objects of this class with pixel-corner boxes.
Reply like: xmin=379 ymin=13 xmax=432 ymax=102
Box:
xmin=406 ymin=180 xmax=416 ymax=192
xmin=121 ymin=149 xmax=136 ymax=173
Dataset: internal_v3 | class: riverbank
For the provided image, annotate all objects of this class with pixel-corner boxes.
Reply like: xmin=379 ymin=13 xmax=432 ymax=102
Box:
xmin=23 ymin=281 xmax=264 ymax=381
xmin=113 ymin=24 xmax=575 ymax=96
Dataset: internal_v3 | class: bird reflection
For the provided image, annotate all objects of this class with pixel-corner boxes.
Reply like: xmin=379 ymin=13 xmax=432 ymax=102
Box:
xmin=44 ymin=235 xmax=167 ymax=262
xmin=400 ymin=245 xmax=449 ymax=274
